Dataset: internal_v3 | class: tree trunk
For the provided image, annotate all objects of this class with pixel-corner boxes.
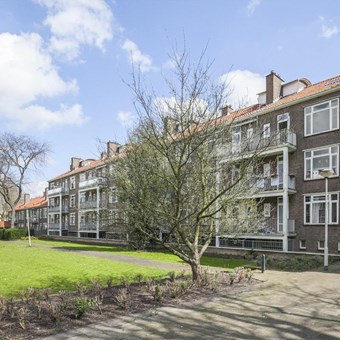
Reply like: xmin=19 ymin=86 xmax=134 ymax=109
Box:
xmin=190 ymin=258 xmax=202 ymax=283
xmin=10 ymin=209 xmax=15 ymax=228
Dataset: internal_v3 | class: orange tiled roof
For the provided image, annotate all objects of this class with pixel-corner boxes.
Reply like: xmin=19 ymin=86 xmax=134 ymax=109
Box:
xmin=222 ymin=74 xmax=340 ymax=122
xmin=15 ymin=196 xmax=47 ymax=211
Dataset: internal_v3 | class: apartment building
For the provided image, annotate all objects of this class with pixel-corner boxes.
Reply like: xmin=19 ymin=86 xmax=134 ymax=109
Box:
xmin=14 ymin=194 xmax=48 ymax=233
xmin=47 ymin=142 xmax=125 ymax=239
xmin=46 ymin=71 xmax=340 ymax=255
xmin=216 ymin=71 xmax=340 ymax=254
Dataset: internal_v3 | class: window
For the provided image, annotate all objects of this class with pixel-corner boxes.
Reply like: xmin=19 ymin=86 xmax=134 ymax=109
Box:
xmin=70 ymin=213 xmax=75 ymax=225
xmin=109 ymin=188 xmax=118 ymax=203
xmin=79 ymin=173 xmax=86 ymax=182
xmin=304 ymin=98 xmax=339 ymax=136
xmin=263 ymin=203 xmax=271 ymax=217
xmin=299 ymin=240 xmax=306 ymax=249
xmin=304 ymin=145 xmax=338 ymax=180
xmin=338 ymin=242 xmax=340 ymax=251
xmin=263 ymin=123 xmax=270 ymax=138
xmin=318 ymin=241 xmax=325 ymax=250
xmin=70 ymin=195 xmax=76 ymax=207
xmin=232 ymin=127 xmax=241 ymax=152
xmin=70 ymin=176 xmax=76 ymax=189
xmin=263 ymin=163 xmax=271 ymax=177
xmin=304 ymin=193 xmax=338 ymax=224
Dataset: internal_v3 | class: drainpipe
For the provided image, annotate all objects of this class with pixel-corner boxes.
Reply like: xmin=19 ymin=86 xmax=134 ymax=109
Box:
xmin=282 ymin=147 xmax=289 ymax=251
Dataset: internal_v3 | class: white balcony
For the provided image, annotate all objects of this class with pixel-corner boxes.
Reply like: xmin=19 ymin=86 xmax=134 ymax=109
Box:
xmin=48 ymin=223 xmax=60 ymax=230
xmin=79 ymin=222 xmax=97 ymax=231
xmin=48 ymin=187 xmax=69 ymax=196
xmin=79 ymin=200 xmax=98 ymax=210
xmin=49 ymin=205 xmax=61 ymax=212
xmin=79 ymin=177 xmax=105 ymax=190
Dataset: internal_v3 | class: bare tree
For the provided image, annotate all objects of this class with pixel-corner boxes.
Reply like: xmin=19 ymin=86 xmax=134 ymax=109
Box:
xmin=0 ymin=133 xmax=49 ymax=228
xmin=111 ymin=49 xmax=271 ymax=282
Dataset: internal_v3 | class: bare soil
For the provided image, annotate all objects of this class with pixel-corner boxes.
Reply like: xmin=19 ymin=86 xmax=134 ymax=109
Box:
xmin=0 ymin=270 xmax=258 ymax=340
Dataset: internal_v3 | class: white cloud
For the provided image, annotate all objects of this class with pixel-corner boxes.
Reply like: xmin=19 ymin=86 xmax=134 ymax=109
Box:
xmin=246 ymin=0 xmax=262 ymax=16
xmin=117 ymin=111 xmax=136 ymax=128
xmin=122 ymin=39 xmax=157 ymax=72
xmin=220 ymin=70 xmax=265 ymax=109
xmin=0 ymin=32 xmax=87 ymax=130
xmin=35 ymin=0 xmax=114 ymax=60
xmin=24 ymin=181 xmax=48 ymax=198
xmin=321 ymin=24 xmax=339 ymax=39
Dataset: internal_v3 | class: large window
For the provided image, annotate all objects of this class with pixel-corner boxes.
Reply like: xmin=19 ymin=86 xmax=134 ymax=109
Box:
xmin=304 ymin=98 xmax=339 ymax=136
xmin=304 ymin=193 xmax=338 ymax=225
xmin=304 ymin=145 xmax=338 ymax=180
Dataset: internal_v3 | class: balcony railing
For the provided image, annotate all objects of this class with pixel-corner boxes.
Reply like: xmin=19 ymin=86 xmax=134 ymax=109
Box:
xmin=61 ymin=205 xmax=69 ymax=213
xmin=48 ymin=223 xmax=60 ymax=230
xmin=255 ymin=175 xmax=296 ymax=192
xmin=79 ymin=222 xmax=97 ymax=231
xmin=217 ymin=129 xmax=297 ymax=158
xmin=257 ymin=218 xmax=295 ymax=235
xmin=79 ymin=200 xmax=98 ymax=209
xmin=48 ymin=187 xmax=69 ymax=196
xmin=79 ymin=177 xmax=106 ymax=190
xmin=48 ymin=205 xmax=61 ymax=212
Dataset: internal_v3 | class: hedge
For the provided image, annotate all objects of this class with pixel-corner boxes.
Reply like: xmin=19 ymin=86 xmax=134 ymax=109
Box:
xmin=0 ymin=228 xmax=27 ymax=240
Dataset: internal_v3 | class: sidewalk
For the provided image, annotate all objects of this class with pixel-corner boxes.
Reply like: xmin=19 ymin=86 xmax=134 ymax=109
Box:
xmin=42 ymin=265 xmax=340 ymax=339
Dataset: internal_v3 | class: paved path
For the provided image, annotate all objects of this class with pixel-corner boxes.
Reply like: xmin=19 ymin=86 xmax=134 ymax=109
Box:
xmin=41 ymin=265 xmax=340 ymax=340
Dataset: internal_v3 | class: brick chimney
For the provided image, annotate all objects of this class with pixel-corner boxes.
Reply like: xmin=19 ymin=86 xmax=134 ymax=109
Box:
xmin=107 ymin=141 xmax=120 ymax=157
xmin=24 ymin=193 xmax=30 ymax=203
xmin=70 ymin=157 xmax=82 ymax=171
xmin=221 ymin=105 xmax=234 ymax=116
xmin=266 ymin=71 xmax=283 ymax=104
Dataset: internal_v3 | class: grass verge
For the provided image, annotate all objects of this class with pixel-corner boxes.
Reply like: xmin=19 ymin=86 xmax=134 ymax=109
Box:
xmin=0 ymin=241 xmax=167 ymax=297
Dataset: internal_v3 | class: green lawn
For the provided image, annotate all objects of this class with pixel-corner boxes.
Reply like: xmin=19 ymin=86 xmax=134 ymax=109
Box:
xmin=20 ymin=239 xmax=255 ymax=269
xmin=0 ymin=241 xmax=167 ymax=297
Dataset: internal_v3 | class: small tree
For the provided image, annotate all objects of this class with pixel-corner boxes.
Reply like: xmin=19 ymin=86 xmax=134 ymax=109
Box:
xmin=0 ymin=133 xmax=49 ymax=228
xmin=111 ymin=49 xmax=271 ymax=282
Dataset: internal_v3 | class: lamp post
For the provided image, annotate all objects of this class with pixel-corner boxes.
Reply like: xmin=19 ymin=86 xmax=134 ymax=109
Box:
xmin=319 ymin=169 xmax=333 ymax=271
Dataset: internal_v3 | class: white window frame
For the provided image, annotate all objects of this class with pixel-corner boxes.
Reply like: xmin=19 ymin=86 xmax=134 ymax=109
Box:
xmin=304 ymin=145 xmax=338 ymax=180
xmin=304 ymin=98 xmax=339 ymax=136
xmin=338 ymin=242 xmax=340 ymax=252
xmin=70 ymin=213 xmax=75 ymax=225
xmin=70 ymin=176 xmax=76 ymax=189
xmin=232 ymin=127 xmax=241 ymax=152
xmin=263 ymin=203 xmax=271 ymax=217
xmin=299 ymin=240 xmax=306 ymax=250
xmin=318 ymin=241 xmax=325 ymax=250
xmin=304 ymin=193 xmax=339 ymax=225
xmin=263 ymin=123 xmax=270 ymax=138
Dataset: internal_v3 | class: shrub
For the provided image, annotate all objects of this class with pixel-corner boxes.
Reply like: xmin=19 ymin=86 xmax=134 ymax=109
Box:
xmin=0 ymin=228 xmax=27 ymax=240
xmin=74 ymin=297 xmax=92 ymax=319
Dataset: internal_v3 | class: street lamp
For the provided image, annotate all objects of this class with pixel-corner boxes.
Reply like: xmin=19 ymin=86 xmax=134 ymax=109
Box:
xmin=319 ymin=169 xmax=334 ymax=271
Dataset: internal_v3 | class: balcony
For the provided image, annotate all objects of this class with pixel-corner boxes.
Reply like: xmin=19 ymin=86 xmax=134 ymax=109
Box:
xmin=48 ymin=205 xmax=61 ymax=212
xmin=245 ymin=175 xmax=296 ymax=198
xmin=79 ymin=200 xmax=98 ymax=210
xmin=256 ymin=218 xmax=295 ymax=235
xmin=79 ymin=222 xmax=97 ymax=231
xmin=48 ymin=223 xmax=60 ymax=230
xmin=48 ymin=187 xmax=69 ymax=196
xmin=217 ymin=129 xmax=297 ymax=160
xmin=79 ymin=177 xmax=106 ymax=190
xmin=61 ymin=205 xmax=69 ymax=213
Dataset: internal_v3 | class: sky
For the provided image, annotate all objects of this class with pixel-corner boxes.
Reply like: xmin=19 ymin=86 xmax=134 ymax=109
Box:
xmin=1 ymin=0 xmax=340 ymax=197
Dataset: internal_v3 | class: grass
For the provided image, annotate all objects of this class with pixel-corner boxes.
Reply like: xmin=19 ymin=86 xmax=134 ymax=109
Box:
xmin=0 ymin=241 xmax=168 ymax=297
xmin=19 ymin=239 xmax=255 ymax=269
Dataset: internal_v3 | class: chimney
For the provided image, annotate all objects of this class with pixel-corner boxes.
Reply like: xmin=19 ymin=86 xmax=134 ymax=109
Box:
xmin=221 ymin=105 xmax=234 ymax=116
xmin=43 ymin=187 xmax=48 ymax=199
xmin=266 ymin=71 xmax=283 ymax=104
xmin=107 ymin=141 xmax=120 ymax=157
xmin=70 ymin=157 xmax=82 ymax=171
xmin=24 ymin=194 xmax=30 ymax=204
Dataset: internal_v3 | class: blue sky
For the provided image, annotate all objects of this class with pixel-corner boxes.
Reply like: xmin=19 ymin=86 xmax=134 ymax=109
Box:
xmin=1 ymin=0 xmax=340 ymax=196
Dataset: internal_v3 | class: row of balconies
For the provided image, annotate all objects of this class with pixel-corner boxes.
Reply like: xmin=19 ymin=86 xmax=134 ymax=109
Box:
xmin=218 ymin=129 xmax=296 ymax=159
xmin=48 ymin=222 xmax=97 ymax=231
